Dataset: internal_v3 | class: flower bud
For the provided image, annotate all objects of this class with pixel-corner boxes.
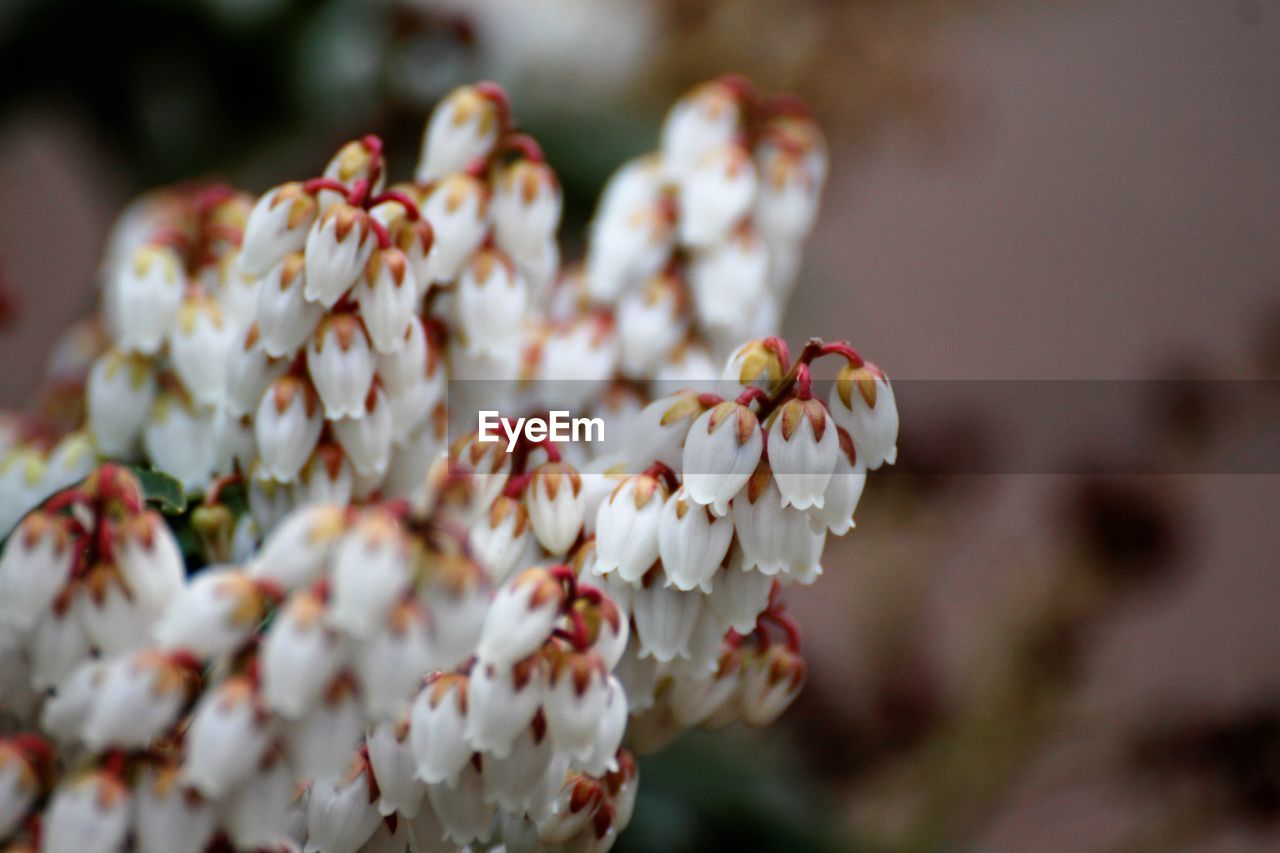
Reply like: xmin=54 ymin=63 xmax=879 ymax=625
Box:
xmin=355 ymin=599 xmax=435 ymax=721
xmin=304 ymin=203 xmax=376 ymax=308
xmin=617 ymin=273 xmax=688 ymax=377
xmin=493 ymin=158 xmax=562 ymax=268
xmin=657 ymin=485 xmax=734 ymax=593
xmin=329 ymin=510 xmax=411 ymax=640
xmin=681 ymin=400 xmax=763 ymax=516
xmin=143 ymin=390 xmax=220 ymax=492
xmin=809 ymin=428 xmax=866 ymax=536
xmin=526 ymin=462 xmax=586 ymax=556
xmin=706 ymin=549 xmax=774 ymax=634
xmin=739 ymin=644 xmax=805 ymax=726
xmin=768 ymin=396 xmax=838 ymax=510
xmin=481 ymin=716 xmax=556 ymax=813
xmin=465 ymin=655 xmax=545 ymax=760
xmin=256 ymin=252 xmax=325 ymax=357
xmin=0 ymin=736 xmax=48 ymax=840
xmin=87 ymin=349 xmax=156 ymax=458
xmin=585 ymin=199 xmax=674 ymax=304
xmin=537 ymin=774 xmax=605 ymax=845
xmin=689 ymin=226 xmax=769 ymax=333
xmin=114 ymin=244 xmax=184 ymax=354
xmin=333 ymin=386 xmax=393 ymax=477
xmin=476 ymin=567 xmax=567 ymax=667
xmin=469 ymin=496 xmax=536 ymax=587
xmin=426 ymin=758 xmax=495 ymax=846
xmin=456 ymin=249 xmax=529 ymax=359
xmin=152 ymin=568 xmax=267 ymax=658
xmin=81 ymin=650 xmax=195 ymax=750
xmin=181 ymin=675 xmax=274 ymax=799
xmin=631 ymin=573 xmax=702 ymax=663
xmin=248 ymin=503 xmax=346 ymax=591
xmin=260 ymin=586 xmax=346 ymax=718
xmin=623 ymin=391 xmax=706 ymax=473
xmin=170 ymin=290 xmax=236 ymax=407
xmin=0 ymin=511 xmax=75 ymax=631
xmin=42 ymin=769 xmax=131 ymax=853
xmin=240 ymin=182 xmax=318 ymax=278
xmin=305 ymin=755 xmax=382 ymax=853
xmin=409 ymin=673 xmax=472 ymax=786
xmin=718 ymin=339 xmax=785 ymax=398
xmin=661 ymin=77 xmax=744 ymax=181
xmin=594 ymin=474 xmax=665 ymax=584
xmin=419 ymin=173 xmax=488 ymax=284
xmin=358 ymin=247 xmax=418 ymax=354
xmin=416 ymin=83 xmax=505 ymax=183
xmin=320 ymin=138 xmax=387 ymax=209
xmin=294 ymin=443 xmax=354 ymax=509
xmin=544 ymin=648 xmax=609 ymax=763
xmin=133 ymin=764 xmax=217 ymax=853
xmin=753 ymin=136 xmax=824 ymax=245
xmin=255 ymin=376 xmax=324 ymax=482
xmin=830 ymin=361 xmax=898 ymax=470
xmin=679 ymin=142 xmax=756 ymax=248
xmin=220 ymin=750 xmax=294 ymax=849
xmin=580 ymin=674 xmax=627 ymax=776
xmin=308 ymin=313 xmax=376 ymax=420
xmin=113 ymin=510 xmax=186 ymax=617
xmin=284 ymin=674 xmax=364 ymax=782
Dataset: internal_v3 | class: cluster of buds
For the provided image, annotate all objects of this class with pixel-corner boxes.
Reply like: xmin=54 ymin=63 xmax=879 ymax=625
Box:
xmin=576 ymin=75 xmax=828 ymax=376
xmin=0 ymin=77 xmax=899 ymax=852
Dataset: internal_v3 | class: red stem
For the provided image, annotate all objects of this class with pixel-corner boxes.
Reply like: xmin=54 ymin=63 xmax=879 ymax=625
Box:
xmin=548 ymin=564 xmax=577 ymax=603
xmin=818 ymin=341 xmax=864 ymax=367
xmin=795 ymin=364 xmax=812 ymax=400
xmin=735 ymin=386 xmax=768 ymax=407
xmin=368 ymin=218 xmax=391 ymax=250
xmin=501 ymin=133 xmax=545 ymax=163
xmin=369 ymin=190 xmax=421 ymax=221
xmin=641 ymin=461 xmax=680 ymax=492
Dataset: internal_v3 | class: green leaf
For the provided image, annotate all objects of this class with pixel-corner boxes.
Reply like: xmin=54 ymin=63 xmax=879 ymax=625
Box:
xmin=128 ymin=467 xmax=188 ymax=514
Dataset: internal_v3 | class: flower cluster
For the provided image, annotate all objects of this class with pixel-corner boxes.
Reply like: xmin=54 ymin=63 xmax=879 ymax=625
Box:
xmin=0 ymin=76 xmax=899 ymax=852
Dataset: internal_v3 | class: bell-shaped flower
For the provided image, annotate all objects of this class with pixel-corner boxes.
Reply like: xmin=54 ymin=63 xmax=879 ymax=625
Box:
xmin=224 ymin=323 xmax=289 ymax=417
xmin=830 ymin=360 xmax=899 ymax=470
xmin=464 ymin=654 xmax=545 ymax=759
xmin=617 ymin=272 xmax=689 ymax=377
xmin=809 ymin=428 xmax=866 ymax=536
xmin=415 ymin=82 xmax=505 ymax=183
xmin=456 ymin=249 xmax=529 ymax=359
xmin=670 ymin=647 xmax=742 ymax=727
xmin=42 ymin=769 xmax=131 ymax=853
xmin=294 ymin=443 xmax=354 ymax=509
xmin=303 ymin=202 xmax=376 ymax=308
xmin=153 ymin=568 xmax=268 ymax=658
xmin=753 ymin=137 xmax=824 ymax=246
xmin=526 ymin=462 xmax=586 ymax=556
xmin=678 ymin=142 xmax=756 ymax=248
xmin=114 ymin=244 xmax=183 ymax=355
xmin=657 ymin=485 xmax=733 ymax=593
xmin=706 ymin=548 xmax=774 ymax=634
xmin=86 ymin=349 xmax=156 ymax=457
xmin=681 ymin=400 xmax=763 ymax=516
xmin=133 ymin=764 xmax=217 ymax=853
xmin=170 ymin=290 xmax=236 ymax=407
xmin=256 ymin=252 xmax=324 ymax=357
xmin=308 ymin=313 xmax=376 ymax=419
xmin=304 ymin=755 xmax=382 ymax=853
xmin=367 ymin=717 xmax=426 ymax=817
xmin=660 ymin=76 xmax=744 ymax=180
xmin=579 ymin=675 xmax=627 ymax=776
xmin=113 ymin=510 xmax=185 ymax=617
xmin=739 ymin=644 xmax=806 ymax=727
xmin=284 ymin=674 xmax=364 ymax=782
xmin=357 ymin=247 xmax=418 ymax=354
xmin=248 ymin=503 xmax=346 ymax=591
xmin=426 ymin=758 xmax=495 ymax=847
xmin=624 ymin=391 xmax=707 ymax=473
xmin=240 ymin=182 xmax=318 ymax=278
xmin=493 ymin=158 xmax=562 ymax=268
xmin=409 ymin=673 xmax=472 ymax=786
xmin=689 ymin=225 xmax=769 ymax=334
xmin=476 ymin=567 xmax=567 ymax=666
xmin=181 ymin=675 xmax=275 ymax=799
xmin=219 ymin=750 xmax=294 ymax=850
xmin=544 ymin=647 xmax=610 ymax=763
xmin=255 ymin=375 xmax=324 ymax=483
xmin=585 ymin=199 xmax=674 ymax=304
xmin=767 ymin=396 xmax=839 ymax=510
xmin=480 ymin=716 xmax=556 ymax=813
xmin=0 ymin=511 xmax=75 ymax=631
xmin=418 ymin=173 xmax=488 ymax=284
xmin=718 ymin=339 xmax=785 ymax=398
xmin=469 ymin=496 xmax=536 ymax=587
xmin=260 ymin=585 xmax=347 ymax=718
xmin=333 ymin=386 xmax=393 ymax=477
xmin=81 ymin=650 xmax=196 ymax=750
xmin=631 ymin=574 xmax=702 ymax=662
xmin=0 ymin=736 xmax=46 ymax=839
xmin=594 ymin=474 xmax=666 ymax=583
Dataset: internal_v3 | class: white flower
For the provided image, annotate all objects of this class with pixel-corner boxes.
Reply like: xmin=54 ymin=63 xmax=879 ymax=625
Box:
xmin=660 ymin=77 xmax=743 ymax=180
xmin=42 ymin=770 xmax=131 ymax=853
xmin=689 ymin=226 xmax=769 ymax=333
xmin=247 ymin=503 xmax=345 ymax=591
xmin=240 ymin=182 xmax=318 ymax=278
xmin=113 ymin=511 xmax=186 ymax=617
xmin=631 ymin=578 xmax=702 ymax=663
xmin=739 ymin=645 xmax=805 ymax=726
xmin=585 ymin=200 xmax=674 ymax=304
xmin=830 ymin=361 xmax=899 ymax=470
xmin=419 ymin=557 xmax=490 ymax=672
xmin=580 ymin=674 xmax=627 ymax=776
xmin=617 ymin=273 xmax=688 ymax=377
xmin=367 ymin=718 xmax=426 ymax=817
xmin=536 ymin=774 xmax=605 ymax=845
xmin=670 ymin=652 xmax=741 ymax=727
xmin=809 ymin=431 xmax=866 ymax=536
xmin=225 ymin=324 xmax=289 ymax=417
xmin=304 ymin=757 xmax=382 ymax=853
xmin=480 ymin=719 xmax=555 ymax=813
xmin=143 ymin=392 xmax=221 ymax=492
xmin=526 ymin=462 xmax=586 ymax=555
xmin=718 ymin=339 xmax=785 ymax=398
xmin=255 ymin=375 xmax=324 ymax=482
xmin=319 ymin=138 xmax=386 ymax=210
xmin=29 ymin=609 xmax=92 ymax=692
xmin=418 ymin=174 xmax=488 ymax=284
xmin=308 ymin=313 xmax=376 ymax=420
xmin=133 ymin=765 xmax=217 ymax=853
xmin=456 ymin=249 xmax=529 ymax=359
xmin=0 ymin=511 xmax=74 ymax=631
xmin=706 ymin=549 xmax=774 ymax=634
xmin=409 ymin=673 xmax=472 ymax=786
xmin=594 ymin=474 xmax=666 ymax=583
xmin=170 ymin=291 xmax=236 ymax=407
xmin=220 ymin=750 xmax=295 ymax=850
xmin=678 ymin=142 xmax=756 ymax=248
xmin=624 ymin=391 xmax=706 ymax=473
xmin=303 ymin=203 xmax=376 ymax=308
xmin=73 ymin=567 xmax=155 ymax=656
xmin=152 ymin=568 xmax=267 ymax=658
xmin=354 ymin=598 xmax=434 ymax=721
xmin=256 ymin=252 xmax=325 ymax=357
xmin=767 ymin=397 xmax=838 ymax=510
xmin=284 ymin=675 xmax=364 ymax=781
xmin=332 ymin=386 xmax=393 ymax=477
xmin=533 ymin=316 xmax=620 ymax=411
xmin=657 ymin=486 xmax=733 ymax=593
xmin=0 ymin=737 xmax=44 ymax=839
xmin=416 ymin=83 xmax=505 ymax=182
xmin=464 ymin=656 xmax=544 ymax=760
xmin=681 ymin=400 xmax=763 ymax=516
xmin=294 ymin=444 xmax=354 ymax=509
xmin=468 ymin=496 xmax=536 ymax=587
xmin=86 ymin=349 xmax=156 ymax=458
xmin=425 ymin=759 xmax=495 ymax=847
xmin=80 ymin=650 xmax=193 ymax=750
xmin=544 ymin=648 xmax=609 ymax=763
xmin=260 ymin=587 xmax=346 ymax=718
xmin=357 ymin=247 xmax=418 ymax=353
xmin=114 ymin=245 xmax=183 ymax=355
xmin=476 ymin=567 xmax=567 ymax=666
xmin=328 ymin=510 xmax=411 ymax=641
xmin=589 ymin=593 xmax=629 ymax=670
xmin=753 ymin=138 xmax=824 ymax=245
xmin=493 ymin=158 xmax=562 ymax=268
xmin=181 ymin=676 xmax=275 ymax=799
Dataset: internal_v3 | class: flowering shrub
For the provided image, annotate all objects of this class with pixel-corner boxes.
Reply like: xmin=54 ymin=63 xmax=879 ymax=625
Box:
xmin=0 ymin=77 xmax=898 ymax=852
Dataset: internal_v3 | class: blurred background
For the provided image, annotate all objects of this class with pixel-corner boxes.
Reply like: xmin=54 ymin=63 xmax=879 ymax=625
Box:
xmin=1 ymin=0 xmax=1278 ymax=849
